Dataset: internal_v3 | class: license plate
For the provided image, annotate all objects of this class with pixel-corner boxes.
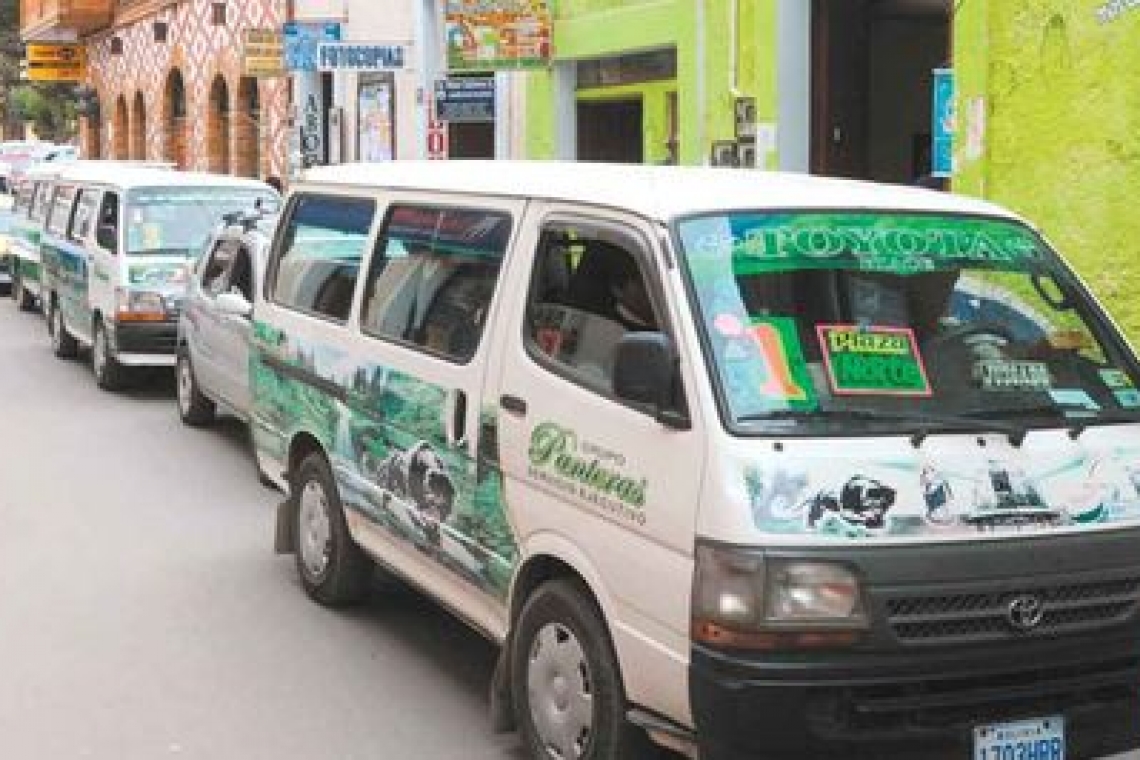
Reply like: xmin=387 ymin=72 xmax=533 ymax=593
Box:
xmin=974 ymin=716 xmax=1064 ymax=760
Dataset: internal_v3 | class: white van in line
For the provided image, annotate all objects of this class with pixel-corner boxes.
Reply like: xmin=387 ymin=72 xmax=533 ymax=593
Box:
xmin=254 ymin=161 xmax=1140 ymax=760
xmin=38 ymin=164 xmax=277 ymax=390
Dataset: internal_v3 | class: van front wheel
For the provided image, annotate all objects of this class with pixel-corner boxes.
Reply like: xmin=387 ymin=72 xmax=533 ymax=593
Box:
xmin=292 ymin=451 xmax=372 ymax=606
xmin=512 ymin=579 xmax=646 ymax=760
xmin=93 ymin=319 xmax=129 ymax=391
xmin=49 ymin=299 xmax=78 ymax=359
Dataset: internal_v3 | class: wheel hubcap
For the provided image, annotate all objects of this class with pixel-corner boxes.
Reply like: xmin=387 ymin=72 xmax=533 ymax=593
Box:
xmin=527 ymin=622 xmax=594 ymax=760
xmin=298 ymin=480 xmax=332 ymax=579
xmin=176 ymin=357 xmax=193 ymax=415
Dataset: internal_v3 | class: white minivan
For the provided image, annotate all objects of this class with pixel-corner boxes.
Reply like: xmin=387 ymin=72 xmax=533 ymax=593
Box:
xmin=254 ymin=161 xmax=1140 ymax=760
xmin=39 ymin=164 xmax=277 ymax=389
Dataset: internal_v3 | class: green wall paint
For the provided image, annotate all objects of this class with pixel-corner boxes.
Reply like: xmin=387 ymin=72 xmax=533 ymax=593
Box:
xmin=526 ymin=0 xmax=778 ymax=167
xmin=954 ymin=2 xmax=1140 ymax=344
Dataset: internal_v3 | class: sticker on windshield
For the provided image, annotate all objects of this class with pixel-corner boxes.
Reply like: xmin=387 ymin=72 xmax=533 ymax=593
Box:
xmin=974 ymin=360 xmax=1051 ymax=392
xmin=1115 ymin=389 xmax=1140 ymax=409
xmin=1100 ymin=368 xmax=1134 ymax=390
xmin=1049 ymin=388 xmax=1100 ymax=413
xmin=817 ymin=324 xmax=931 ymax=396
xmin=748 ymin=317 xmax=816 ymax=410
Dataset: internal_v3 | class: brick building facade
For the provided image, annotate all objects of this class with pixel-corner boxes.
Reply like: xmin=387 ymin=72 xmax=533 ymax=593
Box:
xmin=23 ymin=0 xmax=289 ymax=179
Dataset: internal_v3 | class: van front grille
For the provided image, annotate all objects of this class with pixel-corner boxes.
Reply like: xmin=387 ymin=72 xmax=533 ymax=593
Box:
xmin=884 ymin=576 xmax=1140 ymax=645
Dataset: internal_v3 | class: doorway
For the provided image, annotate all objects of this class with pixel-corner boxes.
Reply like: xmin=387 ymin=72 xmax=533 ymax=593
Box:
xmin=577 ymin=99 xmax=643 ymax=163
xmin=812 ymin=0 xmax=950 ymax=183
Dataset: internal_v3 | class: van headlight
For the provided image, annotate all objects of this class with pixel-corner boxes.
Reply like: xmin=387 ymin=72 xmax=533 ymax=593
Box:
xmin=115 ymin=288 xmax=167 ymax=322
xmin=691 ymin=542 xmax=868 ymax=650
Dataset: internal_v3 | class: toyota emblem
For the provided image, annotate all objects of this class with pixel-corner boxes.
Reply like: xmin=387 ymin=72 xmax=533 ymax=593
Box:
xmin=1007 ymin=594 xmax=1045 ymax=632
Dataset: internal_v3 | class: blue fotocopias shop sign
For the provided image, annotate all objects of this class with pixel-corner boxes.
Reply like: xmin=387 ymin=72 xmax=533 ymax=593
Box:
xmin=931 ymin=67 xmax=954 ymax=178
xmin=283 ymin=22 xmax=342 ymax=71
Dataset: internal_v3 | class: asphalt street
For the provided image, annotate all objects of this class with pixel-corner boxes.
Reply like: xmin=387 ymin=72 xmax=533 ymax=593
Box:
xmin=0 ymin=305 xmax=526 ymax=759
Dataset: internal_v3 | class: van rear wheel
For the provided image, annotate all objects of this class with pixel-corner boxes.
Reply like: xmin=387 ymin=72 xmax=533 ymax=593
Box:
xmin=511 ymin=579 xmax=649 ymax=760
xmin=49 ymin=299 xmax=78 ymax=359
xmin=292 ymin=451 xmax=372 ymax=606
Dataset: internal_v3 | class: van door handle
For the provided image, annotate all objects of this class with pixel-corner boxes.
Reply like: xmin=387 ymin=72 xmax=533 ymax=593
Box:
xmin=500 ymin=394 xmax=527 ymax=416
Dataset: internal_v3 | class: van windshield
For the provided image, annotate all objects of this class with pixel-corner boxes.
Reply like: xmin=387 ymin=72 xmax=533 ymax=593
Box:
xmin=126 ymin=187 xmax=275 ymax=256
xmin=676 ymin=212 xmax=1140 ymax=436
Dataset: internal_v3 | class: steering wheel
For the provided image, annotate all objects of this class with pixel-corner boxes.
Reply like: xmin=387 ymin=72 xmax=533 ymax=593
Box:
xmin=923 ymin=322 xmax=1018 ymax=356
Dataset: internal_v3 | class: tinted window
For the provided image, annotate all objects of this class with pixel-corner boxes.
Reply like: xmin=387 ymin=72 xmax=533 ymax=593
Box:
xmin=30 ymin=182 xmax=54 ymax=223
xmin=271 ymin=194 xmax=375 ymax=322
xmin=526 ymin=225 xmax=660 ymax=394
xmin=70 ymin=189 xmax=101 ymax=242
xmin=46 ymin=184 xmax=77 ymax=237
xmin=361 ymin=205 xmax=511 ymax=363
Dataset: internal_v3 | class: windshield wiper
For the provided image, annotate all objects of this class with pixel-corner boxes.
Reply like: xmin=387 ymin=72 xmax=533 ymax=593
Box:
xmin=738 ymin=407 xmax=1024 ymax=446
xmin=966 ymin=403 xmax=1140 ymax=440
xmin=129 ymin=247 xmax=191 ymax=257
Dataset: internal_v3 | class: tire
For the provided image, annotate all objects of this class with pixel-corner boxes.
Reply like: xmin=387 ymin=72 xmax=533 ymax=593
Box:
xmin=511 ymin=579 xmax=651 ymax=760
xmin=291 ymin=451 xmax=372 ymax=606
xmin=14 ymin=275 xmax=36 ymax=312
xmin=176 ymin=349 xmax=215 ymax=426
xmin=48 ymin=299 xmax=78 ymax=359
xmin=92 ymin=318 xmax=129 ymax=391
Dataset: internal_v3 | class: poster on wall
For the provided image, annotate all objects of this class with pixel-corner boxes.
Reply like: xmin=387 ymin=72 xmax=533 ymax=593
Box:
xmin=358 ymin=73 xmax=396 ymax=162
xmin=931 ymin=67 xmax=955 ymax=179
xmin=283 ymin=21 xmax=342 ymax=71
xmin=445 ymin=0 xmax=551 ymax=71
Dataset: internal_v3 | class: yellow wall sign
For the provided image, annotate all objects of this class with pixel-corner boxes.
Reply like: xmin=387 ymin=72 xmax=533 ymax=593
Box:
xmin=243 ymin=29 xmax=285 ymax=78
xmin=24 ymin=44 xmax=87 ymax=82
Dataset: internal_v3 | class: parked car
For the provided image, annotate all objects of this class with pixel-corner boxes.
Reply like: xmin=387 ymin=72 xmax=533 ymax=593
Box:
xmin=5 ymin=163 xmax=69 ymax=311
xmin=176 ymin=210 xmax=276 ymax=426
xmin=38 ymin=163 xmax=278 ymax=390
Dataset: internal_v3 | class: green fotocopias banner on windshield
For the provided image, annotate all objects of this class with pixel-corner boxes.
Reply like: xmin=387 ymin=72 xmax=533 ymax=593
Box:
xmin=680 ymin=213 xmax=1045 ymax=276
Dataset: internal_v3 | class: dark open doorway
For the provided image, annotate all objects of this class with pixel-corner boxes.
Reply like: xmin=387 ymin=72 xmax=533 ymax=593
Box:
xmin=812 ymin=0 xmax=951 ymax=183
xmin=577 ymin=99 xmax=643 ymax=163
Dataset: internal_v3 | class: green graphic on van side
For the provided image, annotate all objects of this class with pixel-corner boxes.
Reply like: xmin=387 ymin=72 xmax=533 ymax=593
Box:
xmin=251 ymin=323 xmax=517 ymax=599
xmin=528 ymin=422 xmax=647 ymax=525
xmin=680 ymin=213 xmax=1044 ymax=275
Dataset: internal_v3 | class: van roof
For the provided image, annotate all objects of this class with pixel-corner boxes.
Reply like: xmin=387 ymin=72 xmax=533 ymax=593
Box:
xmin=50 ymin=162 xmax=272 ymax=192
xmin=299 ymin=160 xmax=1021 ymax=225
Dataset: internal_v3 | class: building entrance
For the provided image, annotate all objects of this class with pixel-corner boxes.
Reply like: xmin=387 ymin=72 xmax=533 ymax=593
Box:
xmin=812 ymin=0 xmax=950 ymax=184
xmin=577 ymin=99 xmax=644 ymax=163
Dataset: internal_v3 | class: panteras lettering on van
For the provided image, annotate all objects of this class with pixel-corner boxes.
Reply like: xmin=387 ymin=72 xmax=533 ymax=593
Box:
xmin=528 ymin=422 xmax=648 ymax=525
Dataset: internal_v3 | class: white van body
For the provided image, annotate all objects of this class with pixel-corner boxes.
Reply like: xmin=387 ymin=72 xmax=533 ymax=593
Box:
xmin=38 ymin=164 xmax=276 ymax=390
xmin=254 ymin=161 xmax=1140 ymax=760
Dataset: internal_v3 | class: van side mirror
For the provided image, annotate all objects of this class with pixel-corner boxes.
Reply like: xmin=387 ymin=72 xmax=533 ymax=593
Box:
xmin=96 ymin=224 xmax=117 ymax=253
xmin=216 ymin=291 xmax=253 ymax=319
xmin=612 ymin=332 xmax=690 ymax=429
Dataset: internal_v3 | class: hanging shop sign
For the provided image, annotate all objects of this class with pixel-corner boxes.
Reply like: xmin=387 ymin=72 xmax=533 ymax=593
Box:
xmin=283 ymin=21 xmax=342 ymax=71
xmin=243 ymin=29 xmax=285 ymax=78
xmin=445 ymin=0 xmax=551 ymax=71
xmin=23 ymin=43 xmax=86 ymax=82
xmin=316 ymin=42 xmax=408 ymax=71
xmin=434 ymin=77 xmax=496 ymax=122
xmin=931 ymin=67 xmax=955 ymax=179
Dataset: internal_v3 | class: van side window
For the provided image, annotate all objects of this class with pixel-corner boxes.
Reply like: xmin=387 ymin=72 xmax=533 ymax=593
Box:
xmin=525 ymin=225 xmax=660 ymax=395
xmin=361 ymin=205 xmax=511 ymax=363
xmin=200 ymin=239 xmax=237 ymax=296
xmin=46 ymin=184 xmax=77 ymax=238
xmin=97 ymin=192 xmax=120 ymax=244
xmin=270 ymin=193 xmax=375 ymax=322
xmin=70 ymin=189 xmax=101 ymax=242
xmin=30 ymin=182 xmax=54 ymax=223
xmin=14 ymin=181 xmax=34 ymax=213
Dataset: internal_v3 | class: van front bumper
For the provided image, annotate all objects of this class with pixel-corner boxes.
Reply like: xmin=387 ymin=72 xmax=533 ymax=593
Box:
xmin=692 ymin=630 xmax=1140 ymax=760
xmin=110 ymin=320 xmax=179 ymax=365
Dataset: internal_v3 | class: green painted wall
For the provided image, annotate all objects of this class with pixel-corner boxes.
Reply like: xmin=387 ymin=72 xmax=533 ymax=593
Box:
xmin=525 ymin=0 xmax=778 ymax=167
xmin=954 ymin=2 xmax=1140 ymax=343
